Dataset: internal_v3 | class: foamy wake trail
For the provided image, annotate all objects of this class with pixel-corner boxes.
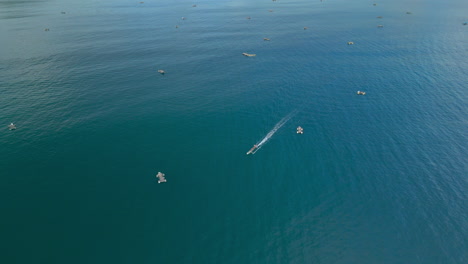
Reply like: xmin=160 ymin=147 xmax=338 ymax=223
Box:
xmin=252 ymin=111 xmax=296 ymax=154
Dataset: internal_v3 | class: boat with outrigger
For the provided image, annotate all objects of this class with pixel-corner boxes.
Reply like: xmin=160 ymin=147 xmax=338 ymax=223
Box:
xmin=296 ymin=126 xmax=303 ymax=134
xmin=246 ymin=144 xmax=258 ymax=155
xmin=156 ymin=172 xmax=166 ymax=183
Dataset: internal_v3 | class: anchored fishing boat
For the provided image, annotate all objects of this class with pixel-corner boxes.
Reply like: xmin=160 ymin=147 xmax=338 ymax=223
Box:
xmin=156 ymin=172 xmax=167 ymax=183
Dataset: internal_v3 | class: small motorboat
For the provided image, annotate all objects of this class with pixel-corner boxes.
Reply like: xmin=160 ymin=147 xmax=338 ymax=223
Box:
xmin=8 ymin=123 xmax=16 ymax=130
xmin=158 ymin=69 xmax=165 ymax=74
xmin=246 ymin=145 xmax=258 ymax=155
xmin=297 ymin=126 xmax=304 ymax=134
xmin=357 ymin=91 xmax=366 ymax=95
xmin=263 ymin=38 xmax=271 ymax=41
xmin=347 ymin=41 xmax=354 ymax=45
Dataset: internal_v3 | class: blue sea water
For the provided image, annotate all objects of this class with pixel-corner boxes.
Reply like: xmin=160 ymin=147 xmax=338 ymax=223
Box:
xmin=1 ymin=0 xmax=467 ymax=263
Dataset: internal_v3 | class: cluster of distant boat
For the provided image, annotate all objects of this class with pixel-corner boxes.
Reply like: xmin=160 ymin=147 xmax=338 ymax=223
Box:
xmin=152 ymin=2 xmax=467 ymax=97
xmin=36 ymin=1 xmax=462 ymax=185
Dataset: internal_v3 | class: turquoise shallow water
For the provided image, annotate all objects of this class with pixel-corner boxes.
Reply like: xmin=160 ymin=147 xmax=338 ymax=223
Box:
xmin=1 ymin=0 xmax=467 ymax=263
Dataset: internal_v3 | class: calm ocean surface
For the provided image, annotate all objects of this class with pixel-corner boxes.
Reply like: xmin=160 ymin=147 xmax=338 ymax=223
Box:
xmin=1 ymin=0 xmax=467 ymax=263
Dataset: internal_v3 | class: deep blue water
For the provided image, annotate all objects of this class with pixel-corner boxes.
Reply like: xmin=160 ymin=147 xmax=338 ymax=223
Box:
xmin=1 ymin=0 xmax=467 ymax=263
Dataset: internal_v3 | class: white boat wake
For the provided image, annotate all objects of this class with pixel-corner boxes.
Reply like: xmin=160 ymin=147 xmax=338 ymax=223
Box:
xmin=249 ymin=111 xmax=296 ymax=155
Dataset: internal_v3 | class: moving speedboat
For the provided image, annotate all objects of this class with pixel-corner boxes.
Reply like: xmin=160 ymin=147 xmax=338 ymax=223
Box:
xmin=246 ymin=145 xmax=258 ymax=155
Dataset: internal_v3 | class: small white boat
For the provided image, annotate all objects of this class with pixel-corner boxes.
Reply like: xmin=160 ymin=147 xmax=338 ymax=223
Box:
xmin=8 ymin=123 xmax=16 ymax=130
xmin=297 ymin=126 xmax=303 ymax=134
